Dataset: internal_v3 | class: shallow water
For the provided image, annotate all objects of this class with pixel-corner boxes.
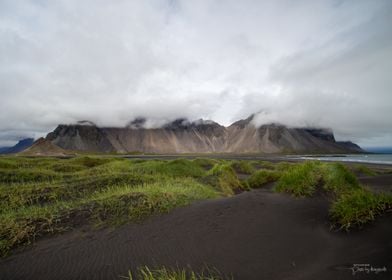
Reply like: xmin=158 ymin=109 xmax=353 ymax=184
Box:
xmin=294 ymin=154 xmax=392 ymax=165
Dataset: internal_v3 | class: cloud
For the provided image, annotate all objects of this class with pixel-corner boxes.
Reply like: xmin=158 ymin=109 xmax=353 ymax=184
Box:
xmin=0 ymin=0 xmax=391 ymax=146
xmin=248 ymin=4 xmax=392 ymax=145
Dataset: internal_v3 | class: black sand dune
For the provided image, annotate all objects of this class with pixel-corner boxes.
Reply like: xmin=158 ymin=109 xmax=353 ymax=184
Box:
xmin=1 ymin=184 xmax=391 ymax=280
xmin=360 ymin=174 xmax=392 ymax=194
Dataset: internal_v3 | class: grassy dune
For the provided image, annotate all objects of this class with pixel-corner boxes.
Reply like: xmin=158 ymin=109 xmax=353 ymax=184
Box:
xmin=0 ymin=157 xmax=244 ymax=256
xmin=273 ymin=161 xmax=392 ymax=230
xmin=0 ymin=156 xmax=391 ymax=257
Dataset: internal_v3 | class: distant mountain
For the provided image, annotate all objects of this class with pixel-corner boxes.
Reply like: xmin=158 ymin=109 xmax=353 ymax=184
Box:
xmin=19 ymin=138 xmax=73 ymax=156
xmin=0 ymin=138 xmax=34 ymax=154
xmin=364 ymin=147 xmax=392 ymax=154
xmin=41 ymin=115 xmax=363 ymax=154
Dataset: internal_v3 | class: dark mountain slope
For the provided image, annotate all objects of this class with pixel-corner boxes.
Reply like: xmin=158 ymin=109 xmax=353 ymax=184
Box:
xmin=42 ymin=116 xmax=363 ymax=154
xmin=46 ymin=125 xmax=115 ymax=153
xmin=0 ymin=138 xmax=34 ymax=154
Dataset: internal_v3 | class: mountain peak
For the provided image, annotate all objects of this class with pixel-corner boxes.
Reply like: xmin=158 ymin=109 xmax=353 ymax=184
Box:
xmin=164 ymin=118 xmax=191 ymax=130
xmin=229 ymin=114 xmax=255 ymax=128
xmin=127 ymin=117 xmax=147 ymax=129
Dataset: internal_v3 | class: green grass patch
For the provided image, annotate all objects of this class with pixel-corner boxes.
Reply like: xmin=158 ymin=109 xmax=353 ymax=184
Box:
xmin=254 ymin=160 xmax=276 ymax=170
xmin=89 ymin=178 xmax=219 ymax=225
xmin=0 ymin=168 xmax=62 ymax=184
xmin=0 ymin=158 xmax=18 ymax=169
xmin=274 ymin=160 xmax=391 ymax=230
xmin=330 ymin=189 xmax=392 ymax=230
xmin=321 ymin=163 xmax=360 ymax=195
xmin=68 ymin=156 xmax=118 ymax=168
xmin=274 ymin=161 xmax=322 ymax=197
xmin=192 ymin=158 xmax=220 ymax=171
xmin=51 ymin=163 xmax=87 ymax=173
xmin=208 ymin=164 xmax=243 ymax=195
xmin=130 ymin=159 xmax=206 ymax=178
xmin=230 ymin=161 xmax=255 ymax=174
xmin=274 ymin=162 xmax=295 ymax=171
xmin=0 ymin=172 xmax=154 ymax=210
xmin=247 ymin=170 xmax=281 ymax=189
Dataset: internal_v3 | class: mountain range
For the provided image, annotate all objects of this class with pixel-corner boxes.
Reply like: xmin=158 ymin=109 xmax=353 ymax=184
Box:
xmin=0 ymin=138 xmax=34 ymax=154
xmin=23 ymin=115 xmax=363 ymax=155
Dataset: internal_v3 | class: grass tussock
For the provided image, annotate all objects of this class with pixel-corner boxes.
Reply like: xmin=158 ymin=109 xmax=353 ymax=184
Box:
xmin=330 ymin=189 xmax=392 ymax=230
xmin=272 ymin=160 xmax=390 ymax=230
xmin=90 ymin=179 xmax=218 ymax=225
xmin=246 ymin=170 xmax=281 ymax=188
xmin=322 ymin=163 xmax=360 ymax=195
xmin=274 ymin=162 xmax=295 ymax=171
xmin=274 ymin=161 xmax=322 ymax=197
xmin=230 ymin=161 xmax=255 ymax=175
xmin=208 ymin=164 xmax=243 ymax=195
xmin=0 ymin=168 xmax=62 ymax=184
xmin=192 ymin=158 xmax=220 ymax=171
xmin=255 ymin=161 xmax=276 ymax=170
xmin=128 ymin=266 xmax=229 ymax=280
xmin=130 ymin=159 xmax=206 ymax=178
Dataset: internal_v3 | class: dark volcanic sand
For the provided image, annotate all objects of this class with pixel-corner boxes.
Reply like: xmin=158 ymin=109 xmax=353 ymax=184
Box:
xmin=360 ymin=174 xmax=392 ymax=194
xmin=1 ymin=186 xmax=391 ymax=280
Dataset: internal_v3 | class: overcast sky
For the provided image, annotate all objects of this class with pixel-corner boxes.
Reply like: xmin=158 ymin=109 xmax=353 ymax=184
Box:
xmin=1 ymin=0 xmax=391 ymax=147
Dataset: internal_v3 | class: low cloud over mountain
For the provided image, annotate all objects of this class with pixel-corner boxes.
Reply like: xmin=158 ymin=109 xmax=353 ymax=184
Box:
xmin=1 ymin=0 xmax=391 ymax=147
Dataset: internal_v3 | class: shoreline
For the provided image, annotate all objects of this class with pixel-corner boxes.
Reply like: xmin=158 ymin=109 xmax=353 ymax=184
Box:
xmin=5 ymin=151 xmax=392 ymax=167
xmin=120 ymin=154 xmax=392 ymax=168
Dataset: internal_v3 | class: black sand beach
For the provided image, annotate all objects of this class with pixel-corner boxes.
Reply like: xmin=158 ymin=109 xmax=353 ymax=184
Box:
xmin=0 ymin=173 xmax=391 ymax=280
